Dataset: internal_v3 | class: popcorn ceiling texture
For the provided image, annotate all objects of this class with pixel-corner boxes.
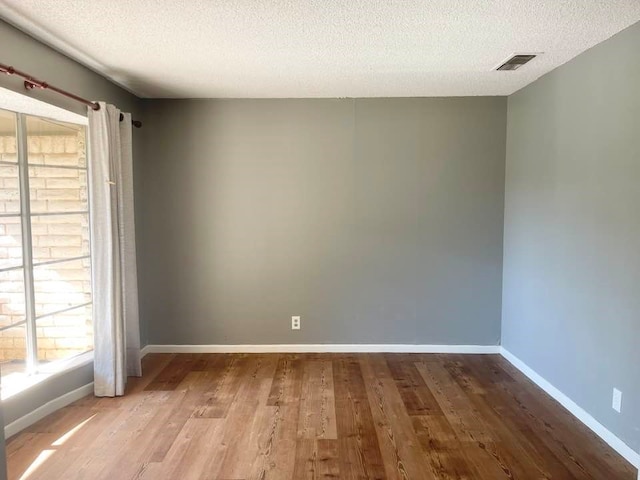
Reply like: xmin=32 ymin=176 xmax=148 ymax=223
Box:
xmin=1 ymin=1 xmax=640 ymax=98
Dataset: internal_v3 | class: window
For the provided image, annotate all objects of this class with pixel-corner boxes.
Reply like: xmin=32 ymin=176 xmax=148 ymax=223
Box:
xmin=0 ymin=108 xmax=93 ymax=390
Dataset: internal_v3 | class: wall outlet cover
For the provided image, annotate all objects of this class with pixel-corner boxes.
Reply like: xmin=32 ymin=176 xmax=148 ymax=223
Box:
xmin=291 ymin=316 xmax=301 ymax=330
xmin=612 ymin=388 xmax=622 ymax=413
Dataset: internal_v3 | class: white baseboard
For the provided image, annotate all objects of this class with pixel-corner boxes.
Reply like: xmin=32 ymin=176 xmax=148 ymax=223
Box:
xmin=140 ymin=344 xmax=152 ymax=357
xmin=5 ymin=345 xmax=636 ymax=475
xmin=4 ymin=382 xmax=94 ymax=439
xmin=500 ymin=347 xmax=640 ymax=469
xmin=141 ymin=344 xmax=501 ymax=354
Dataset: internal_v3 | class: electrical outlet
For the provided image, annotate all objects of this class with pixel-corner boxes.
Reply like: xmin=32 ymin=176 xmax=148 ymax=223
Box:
xmin=291 ymin=316 xmax=301 ymax=330
xmin=612 ymin=388 xmax=622 ymax=413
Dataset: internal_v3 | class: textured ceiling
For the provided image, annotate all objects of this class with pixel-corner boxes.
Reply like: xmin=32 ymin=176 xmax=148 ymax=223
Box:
xmin=1 ymin=1 xmax=640 ymax=98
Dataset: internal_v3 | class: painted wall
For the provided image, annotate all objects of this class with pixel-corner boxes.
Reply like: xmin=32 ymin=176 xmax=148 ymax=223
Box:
xmin=2 ymin=362 xmax=92 ymax=426
xmin=138 ymin=97 xmax=507 ymax=346
xmin=502 ymin=21 xmax=640 ymax=453
xmin=0 ymin=20 xmax=143 ymax=430
xmin=0 ymin=21 xmax=138 ymax=116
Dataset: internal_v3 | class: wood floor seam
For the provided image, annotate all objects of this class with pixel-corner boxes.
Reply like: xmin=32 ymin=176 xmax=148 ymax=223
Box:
xmin=6 ymin=353 xmax=635 ymax=480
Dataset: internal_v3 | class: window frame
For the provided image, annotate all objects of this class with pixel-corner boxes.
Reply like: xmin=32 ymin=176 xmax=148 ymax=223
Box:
xmin=0 ymin=109 xmax=94 ymax=380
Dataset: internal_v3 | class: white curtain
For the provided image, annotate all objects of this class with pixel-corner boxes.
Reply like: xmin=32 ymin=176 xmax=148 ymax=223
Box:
xmin=88 ymin=102 xmax=142 ymax=397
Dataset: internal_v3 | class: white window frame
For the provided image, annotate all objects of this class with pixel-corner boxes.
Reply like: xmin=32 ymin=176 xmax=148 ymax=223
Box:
xmin=0 ymin=87 xmax=93 ymax=397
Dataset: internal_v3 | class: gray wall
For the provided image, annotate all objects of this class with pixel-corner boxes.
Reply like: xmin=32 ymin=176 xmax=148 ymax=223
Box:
xmin=0 ymin=20 xmax=139 ymax=116
xmin=0 ymin=20 xmax=142 ymax=432
xmin=2 ymin=363 xmax=93 ymax=427
xmin=138 ymin=97 xmax=506 ymax=345
xmin=502 ymin=21 xmax=640 ymax=453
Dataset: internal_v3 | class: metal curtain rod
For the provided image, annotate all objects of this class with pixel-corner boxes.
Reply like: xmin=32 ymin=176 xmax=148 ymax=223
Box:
xmin=0 ymin=62 xmax=142 ymax=128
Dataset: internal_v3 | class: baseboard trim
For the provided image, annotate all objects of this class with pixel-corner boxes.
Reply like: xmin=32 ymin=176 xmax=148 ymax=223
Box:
xmin=141 ymin=344 xmax=501 ymax=354
xmin=4 ymin=382 xmax=94 ymax=439
xmin=500 ymin=347 xmax=640 ymax=469
xmin=5 ymin=346 xmax=636 ymax=473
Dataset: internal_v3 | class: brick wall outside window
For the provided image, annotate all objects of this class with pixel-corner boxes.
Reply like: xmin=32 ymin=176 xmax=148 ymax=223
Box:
xmin=0 ymin=133 xmax=93 ymax=364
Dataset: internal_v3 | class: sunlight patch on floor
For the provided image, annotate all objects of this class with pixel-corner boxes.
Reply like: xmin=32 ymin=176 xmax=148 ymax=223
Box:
xmin=15 ymin=413 xmax=96 ymax=479
xmin=18 ymin=449 xmax=54 ymax=480
xmin=52 ymin=414 xmax=96 ymax=446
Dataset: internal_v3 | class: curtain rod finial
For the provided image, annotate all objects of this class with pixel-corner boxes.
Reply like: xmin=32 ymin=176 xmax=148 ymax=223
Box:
xmin=0 ymin=64 xmax=15 ymax=75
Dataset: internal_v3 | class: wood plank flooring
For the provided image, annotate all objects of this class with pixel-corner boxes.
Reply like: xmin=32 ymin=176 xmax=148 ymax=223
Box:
xmin=6 ymin=353 xmax=636 ymax=479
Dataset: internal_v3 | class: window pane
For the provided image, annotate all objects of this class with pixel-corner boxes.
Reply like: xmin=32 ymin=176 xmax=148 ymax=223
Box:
xmin=28 ymin=166 xmax=88 ymax=215
xmin=0 ymin=113 xmax=93 ymax=384
xmin=26 ymin=116 xmax=86 ymax=167
xmin=31 ymin=213 xmax=90 ymax=265
xmin=0 ymin=111 xmax=20 ymax=218
xmin=0 ymin=215 xmax=23 ymax=270
xmin=0 ymin=324 xmax=27 ymax=382
xmin=0 ymin=164 xmax=21 ymax=214
xmin=37 ymin=304 xmax=93 ymax=365
xmin=34 ymin=257 xmax=91 ymax=317
xmin=0 ymin=111 xmax=27 ymax=384
xmin=0 ymin=268 xmax=26 ymax=328
xmin=0 ymin=109 xmax=17 ymax=163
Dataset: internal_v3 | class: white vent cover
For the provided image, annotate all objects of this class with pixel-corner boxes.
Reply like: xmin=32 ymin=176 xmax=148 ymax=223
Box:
xmin=496 ymin=54 xmax=538 ymax=71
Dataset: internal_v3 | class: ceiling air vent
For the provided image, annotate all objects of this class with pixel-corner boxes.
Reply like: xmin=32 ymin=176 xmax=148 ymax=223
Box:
xmin=496 ymin=54 xmax=537 ymax=71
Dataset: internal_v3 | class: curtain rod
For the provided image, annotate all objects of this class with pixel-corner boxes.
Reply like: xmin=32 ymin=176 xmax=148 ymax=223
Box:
xmin=0 ymin=62 xmax=142 ymax=128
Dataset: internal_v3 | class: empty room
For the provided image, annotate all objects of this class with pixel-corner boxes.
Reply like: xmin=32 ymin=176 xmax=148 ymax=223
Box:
xmin=0 ymin=1 xmax=638 ymax=479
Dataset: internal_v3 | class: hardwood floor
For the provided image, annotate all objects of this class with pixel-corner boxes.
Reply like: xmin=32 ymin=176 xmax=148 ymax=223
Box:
xmin=6 ymin=353 xmax=636 ymax=479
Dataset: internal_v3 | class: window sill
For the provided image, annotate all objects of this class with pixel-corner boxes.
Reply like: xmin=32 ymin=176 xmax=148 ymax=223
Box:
xmin=1 ymin=351 xmax=94 ymax=400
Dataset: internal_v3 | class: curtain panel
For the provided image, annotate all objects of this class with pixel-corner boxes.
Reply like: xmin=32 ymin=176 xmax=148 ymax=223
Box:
xmin=88 ymin=102 xmax=142 ymax=397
